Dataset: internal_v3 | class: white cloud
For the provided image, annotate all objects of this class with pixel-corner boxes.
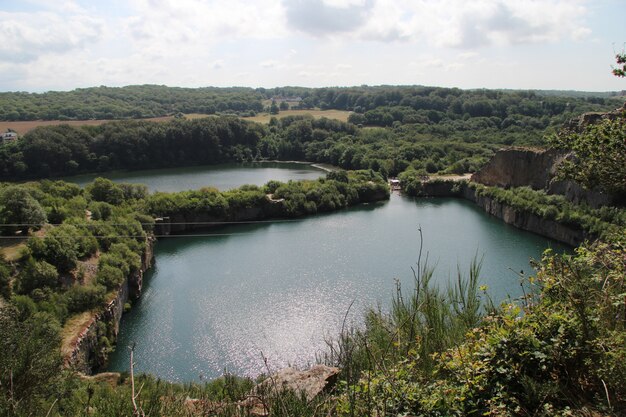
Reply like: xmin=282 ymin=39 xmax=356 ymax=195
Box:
xmin=210 ymin=59 xmax=224 ymax=70
xmin=0 ymin=11 xmax=104 ymax=63
xmin=283 ymin=0 xmax=374 ymax=36
xmin=431 ymin=0 xmax=591 ymax=48
xmin=282 ymin=0 xmax=591 ymax=46
xmin=125 ymin=0 xmax=286 ymax=45
xmin=0 ymin=0 xmax=620 ymax=92
xmin=260 ymin=60 xmax=281 ymax=68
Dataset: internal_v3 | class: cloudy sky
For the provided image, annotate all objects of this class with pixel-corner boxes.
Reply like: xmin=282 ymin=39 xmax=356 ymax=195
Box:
xmin=1 ymin=0 xmax=624 ymax=92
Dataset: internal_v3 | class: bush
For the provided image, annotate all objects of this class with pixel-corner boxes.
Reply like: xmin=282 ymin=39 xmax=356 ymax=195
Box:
xmin=16 ymin=259 xmax=59 ymax=294
xmin=0 ymin=261 xmax=11 ymax=299
xmin=97 ymin=264 xmax=125 ymax=290
xmin=66 ymin=284 xmax=106 ymax=313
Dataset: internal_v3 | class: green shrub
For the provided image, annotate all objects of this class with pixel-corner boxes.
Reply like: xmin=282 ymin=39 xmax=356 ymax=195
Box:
xmin=97 ymin=264 xmax=125 ymax=290
xmin=16 ymin=259 xmax=59 ymax=294
xmin=66 ymin=284 xmax=106 ymax=313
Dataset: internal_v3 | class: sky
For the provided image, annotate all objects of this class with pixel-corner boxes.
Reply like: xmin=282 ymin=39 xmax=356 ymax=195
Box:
xmin=0 ymin=0 xmax=625 ymax=92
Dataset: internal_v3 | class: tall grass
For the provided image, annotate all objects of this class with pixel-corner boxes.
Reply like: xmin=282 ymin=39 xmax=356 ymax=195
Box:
xmin=321 ymin=229 xmax=488 ymax=415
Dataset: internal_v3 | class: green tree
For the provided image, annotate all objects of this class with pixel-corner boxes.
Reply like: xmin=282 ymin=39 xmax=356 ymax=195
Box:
xmin=613 ymin=51 xmax=626 ymax=77
xmin=0 ymin=307 xmax=62 ymax=415
xmin=0 ymin=186 xmax=47 ymax=235
xmin=270 ymin=100 xmax=280 ymax=115
xmin=28 ymin=226 xmax=81 ymax=273
xmin=0 ymin=259 xmax=11 ymax=299
xmin=86 ymin=178 xmax=124 ymax=205
xmin=549 ymin=115 xmax=626 ymax=197
xmin=16 ymin=259 xmax=59 ymax=294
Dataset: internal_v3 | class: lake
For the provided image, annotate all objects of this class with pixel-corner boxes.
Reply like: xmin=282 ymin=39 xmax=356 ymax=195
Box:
xmin=104 ymin=165 xmax=568 ymax=381
xmin=62 ymin=162 xmax=326 ymax=192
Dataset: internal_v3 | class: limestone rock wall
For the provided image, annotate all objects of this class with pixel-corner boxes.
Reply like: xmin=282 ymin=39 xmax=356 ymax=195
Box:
xmin=417 ymin=182 xmax=585 ymax=247
xmin=467 ymin=189 xmax=585 ymax=247
xmin=470 ymin=148 xmax=564 ymax=190
xmin=66 ymin=237 xmax=154 ymax=374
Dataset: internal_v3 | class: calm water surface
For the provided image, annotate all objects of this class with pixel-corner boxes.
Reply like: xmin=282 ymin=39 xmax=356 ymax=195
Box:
xmin=107 ymin=190 xmax=568 ymax=382
xmin=63 ymin=162 xmax=325 ymax=191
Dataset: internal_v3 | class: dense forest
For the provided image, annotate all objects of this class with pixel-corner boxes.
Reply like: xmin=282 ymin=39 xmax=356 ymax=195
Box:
xmin=0 ymin=85 xmax=621 ymax=184
xmin=0 ymin=84 xmax=621 ymax=122
xmin=0 ymin=85 xmax=264 ymax=120
xmin=0 ymin=94 xmax=622 ymax=183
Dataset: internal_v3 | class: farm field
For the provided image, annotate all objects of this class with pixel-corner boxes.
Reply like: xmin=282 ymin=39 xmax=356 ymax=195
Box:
xmin=0 ymin=110 xmax=351 ymax=136
xmin=242 ymin=109 xmax=352 ymax=124
xmin=0 ymin=114 xmax=213 ymax=136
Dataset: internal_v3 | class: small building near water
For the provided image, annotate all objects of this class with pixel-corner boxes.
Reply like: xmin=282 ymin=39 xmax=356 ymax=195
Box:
xmin=1 ymin=131 xmax=18 ymax=144
xmin=389 ymin=178 xmax=401 ymax=190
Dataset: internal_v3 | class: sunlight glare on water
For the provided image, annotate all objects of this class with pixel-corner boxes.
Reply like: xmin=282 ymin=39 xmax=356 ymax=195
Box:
xmin=108 ymin=193 xmax=569 ymax=382
xmin=99 ymin=164 xmax=570 ymax=381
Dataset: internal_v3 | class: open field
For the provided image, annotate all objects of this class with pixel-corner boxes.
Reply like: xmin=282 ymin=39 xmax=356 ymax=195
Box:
xmin=0 ymin=114 xmax=215 ymax=136
xmin=243 ymin=109 xmax=352 ymax=124
xmin=0 ymin=110 xmax=350 ymax=136
xmin=0 ymin=239 xmax=26 ymax=262
xmin=0 ymin=116 xmax=173 ymax=136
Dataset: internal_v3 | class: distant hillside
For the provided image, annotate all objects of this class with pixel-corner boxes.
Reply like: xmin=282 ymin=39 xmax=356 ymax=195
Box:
xmin=0 ymin=84 xmax=622 ymax=122
xmin=0 ymin=85 xmax=264 ymax=121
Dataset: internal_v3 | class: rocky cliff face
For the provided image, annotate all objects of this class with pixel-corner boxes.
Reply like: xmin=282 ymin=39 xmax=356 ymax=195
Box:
xmin=464 ymin=188 xmax=585 ymax=247
xmin=563 ymin=102 xmax=626 ymax=132
xmin=470 ymin=147 xmax=564 ymax=190
xmin=416 ymin=181 xmax=585 ymax=246
xmin=66 ymin=237 xmax=154 ymax=374
xmin=470 ymin=147 xmax=612 ymax=208
xmin=470 ymin=105 xmax=625 ymax=207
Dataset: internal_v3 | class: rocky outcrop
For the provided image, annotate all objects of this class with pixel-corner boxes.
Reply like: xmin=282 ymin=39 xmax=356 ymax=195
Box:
xmin=66 ymin=237 xmax=154 ymax=374
xmin=155 ymin=207 xmax=268 ymax=235
xmin=470 ymin=147 xmax=564 ymax=190
xmin=471 ymin=105 xmax=625 ymax=207
xmin=155 ymin=188 xmax=389 ymax=236
xmin=240 ymin=365 xmax=340 ymax=416
xmin=547 ymin=178 xmax=612 ymax=208
xmin=564 ymin=102 xmax=626 ymax=132
xmin=415 ymin=181 xmax=585 ymax=246
xmin=465 ymin=188 xmax=585 ymax=247
xmin=470 ymin=147 xmax=614 ymax=208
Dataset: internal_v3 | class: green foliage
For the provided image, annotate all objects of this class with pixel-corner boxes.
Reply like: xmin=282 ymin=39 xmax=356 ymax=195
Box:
xmin=27 ymin=224 xmax=96 ymax=273
xmin=398 ymin=169 xmax=428 ymax=195
xmin=144 ymin=187 xmax=229 ymax=217
xmin=0 ymin=259 xmax=11 ymax=299
xmin=98 ymin=243 xmax=141 ymax=280
xmin=0 ymin=85 xmax=264 ymax=121
xmin=613 ymin=51 xmax=626 ymax=77
xmin=470 ymin=183 xmax=626 ymax=238
xmin=16 ymin=258 xmax=59 ymax=294
xmin=0 ymin=86 xmax=620 ymax=182
xmin=65 ymin=284 xmax=107 ymax=314
xmin=0 ymin=306 xmax=62 ymax=415
xmin=329 ymin=232 xmax=626 ymax=416
xmin=96 ymin=264 xmax=125 ymax=290
xmin=89 ymin=201 xmax=115 ymax=221
xmin=0 ymin=185 xmax=47 ymax=235
xmin=87 ymin=178 xmax=125 ymax=205
xmin=549 ymin=112 xmax=626 ymax=197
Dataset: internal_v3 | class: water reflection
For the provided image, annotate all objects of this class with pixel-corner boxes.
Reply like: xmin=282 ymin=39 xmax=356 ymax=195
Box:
xmin=108 ymin=194 xmax=570 ymax=382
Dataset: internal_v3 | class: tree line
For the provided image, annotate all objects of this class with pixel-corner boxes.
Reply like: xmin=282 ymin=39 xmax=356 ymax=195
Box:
xmin=0 ymin=84 xmax=620 ymax=122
